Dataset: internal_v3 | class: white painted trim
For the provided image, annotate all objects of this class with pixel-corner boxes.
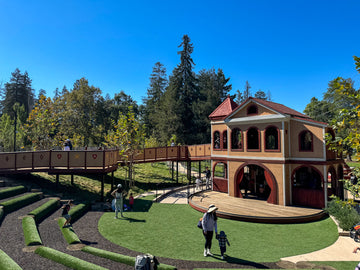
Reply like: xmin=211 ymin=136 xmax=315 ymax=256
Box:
xmin=282 ymin=163 xmax=286 ymax=206
xmin=282 ymin=121 xmax=285 ymax=159
xmin=224 ymin=114 xmax=289 ymax=126
xmin=322 ymin=127 xmax=326 ymax=160
xmin=293 ymin=117 xmax=328 ymax=128
xmin=227 ymin=160 xmax=230 ymax=195
xmin=211 ymin=154 xmax=326 ymax=162
xmin=324 ymin=165 xmax=328 ymax=207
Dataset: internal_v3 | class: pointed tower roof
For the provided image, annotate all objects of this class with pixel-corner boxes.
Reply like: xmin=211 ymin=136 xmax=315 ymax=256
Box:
xmin=209 ymin=95 xmax=238 ymax=121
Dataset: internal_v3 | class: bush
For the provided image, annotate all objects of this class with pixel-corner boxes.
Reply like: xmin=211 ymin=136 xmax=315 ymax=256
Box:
xmin=325 ymin=200 xmax=360 ymax=231
xmin=0 ymin=249 xmax=22 ymax=270
xmin=35 ymin=246 xmax=107 ymax=270
xmin=0 ymin=193 xmax=42 ymax=213
xmin=28 ymin=198 xmax=59 ymax=223
xmin=22 ymin=216 xmax=42 ymax=246
xmin=0 ymin=186 xmax=26 ymax=200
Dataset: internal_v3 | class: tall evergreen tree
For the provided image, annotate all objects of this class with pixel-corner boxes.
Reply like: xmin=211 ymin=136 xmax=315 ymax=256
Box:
xmin=142 ymin=62 xmax=167 ymax=137
xmin=195 ymin=68 xmax=232 ymax=143
xmin=161 ymin=35 xmax=198 ymax=145
xmin=1 ymin=68 xmax=34 ymax=118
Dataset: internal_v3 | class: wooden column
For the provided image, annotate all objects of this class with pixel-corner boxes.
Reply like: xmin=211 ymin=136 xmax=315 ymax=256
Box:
xmin=187 ymin=161 xmax=191 ymax=184
xmin=176 ymin=161 xmax=179 ymax=184
xmin=101 ymin=174 xmax=105 ymax=202
xmin=56 ymin=174 xmax=59 ymax=189
xmin=71 ymin=174 xmax=74 ymax=186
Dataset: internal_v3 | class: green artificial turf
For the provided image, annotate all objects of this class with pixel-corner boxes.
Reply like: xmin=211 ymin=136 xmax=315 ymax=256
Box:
xmin=312 ymin=261 xmax=360 ymax=270
xmin=98 ymin=197 xmax=338 ymax=262
xmin=0 ymin=249 xmax=22 ymax=270
xmin=22 ymin=216 xmax=42 ymax=246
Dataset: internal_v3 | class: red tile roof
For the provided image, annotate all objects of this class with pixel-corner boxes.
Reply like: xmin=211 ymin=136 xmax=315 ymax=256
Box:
xmin=209 ymin=95 xmax=238 ymax=120
xmin=210 ymin=97 xmax=328 ymax=126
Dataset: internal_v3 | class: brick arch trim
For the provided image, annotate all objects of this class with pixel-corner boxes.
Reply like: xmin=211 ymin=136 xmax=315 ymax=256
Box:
xmin=234 ymin=162 xmax=278 ymax=204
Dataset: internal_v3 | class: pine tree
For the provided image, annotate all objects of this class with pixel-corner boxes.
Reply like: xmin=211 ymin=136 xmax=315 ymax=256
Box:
xmin=1 ymin=68 xmax=34 ymax=118
xmin=143 ymin=62 xmax=167 ymax=137
xmin=161 ymin=35 xmax=198 ymax=145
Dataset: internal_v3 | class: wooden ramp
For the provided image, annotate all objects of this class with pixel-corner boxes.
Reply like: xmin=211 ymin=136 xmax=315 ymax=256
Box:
xmin=189 ymin=191 xmax=326 ymax=224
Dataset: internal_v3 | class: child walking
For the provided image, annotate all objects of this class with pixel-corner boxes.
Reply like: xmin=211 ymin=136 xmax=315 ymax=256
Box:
xmin=216 ymin=230 xmax=230 ymax=260
xmin=61 ymin=200 xmax=72 ymax=228
xmin=129 ymin=193 xmax=134 ymax=211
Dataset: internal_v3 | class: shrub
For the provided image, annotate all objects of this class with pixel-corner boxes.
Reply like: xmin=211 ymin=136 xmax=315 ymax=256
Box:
xmin=325 ymin=199 xmax=360 ymax=231
xmin=0 ymin=193 xmax=42 ymax=213
xmin=0 ymin=186 xmax=26 ymax=200
xmin=35 ymin=246 xmax=107 ymax=270
xmin=22 ymin=216 xmax=42 ymax=246
xmin=28 ymin=198 xmax=59 ymax=223
xmin=0 ymin=249 xmax=22 ymax=270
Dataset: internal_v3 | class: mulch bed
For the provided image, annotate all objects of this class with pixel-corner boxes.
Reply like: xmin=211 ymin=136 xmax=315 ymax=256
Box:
xmin=0 ymin=179 xmax=282 ymax=269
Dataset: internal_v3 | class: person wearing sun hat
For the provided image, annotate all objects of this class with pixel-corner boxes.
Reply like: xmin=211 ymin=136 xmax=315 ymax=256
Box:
xmin=201 ymin=204 xmax=218 ymax=256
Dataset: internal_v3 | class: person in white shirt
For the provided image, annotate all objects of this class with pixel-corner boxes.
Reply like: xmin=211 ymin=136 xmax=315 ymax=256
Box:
xmin=201 ymin=204 xmax=218 ymax=256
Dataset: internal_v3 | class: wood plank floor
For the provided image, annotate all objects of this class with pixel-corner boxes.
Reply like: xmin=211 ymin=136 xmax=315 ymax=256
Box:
xmin=189 ymin=191 xmax=326 ymax=224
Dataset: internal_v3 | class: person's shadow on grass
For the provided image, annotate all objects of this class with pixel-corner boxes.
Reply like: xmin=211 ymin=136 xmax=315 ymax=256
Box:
xmin=211 ymin=253 xmax=271 ymax=269
xmin=121 ymin=216 xmax=146 ymax=223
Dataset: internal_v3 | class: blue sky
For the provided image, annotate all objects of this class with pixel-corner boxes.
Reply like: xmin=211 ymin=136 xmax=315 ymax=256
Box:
xmin=0 ymin=0 xmax=359 ymax=113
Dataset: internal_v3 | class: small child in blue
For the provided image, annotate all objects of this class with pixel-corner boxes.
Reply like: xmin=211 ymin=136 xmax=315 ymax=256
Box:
xmin=216 ymin=230 xmax=230 ymax=260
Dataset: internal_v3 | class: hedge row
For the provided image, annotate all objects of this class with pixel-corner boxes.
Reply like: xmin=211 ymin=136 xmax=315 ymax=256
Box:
xmin=0 ymin=193 xmax=42 ymax=213
xmin=22 ymin=216 xmax=42 ymax=246
xmin=0 ymin=186 xmax=26 ymax=200
xmin=0 ymin=249 xmax=22 ymax=270
xmin=82 ymin=246 xmax=177 ymax=270
xmin=28 ymin=198 xmax=59 ymax=223
xmin=35 ymin=246 xmax=108 ymax=270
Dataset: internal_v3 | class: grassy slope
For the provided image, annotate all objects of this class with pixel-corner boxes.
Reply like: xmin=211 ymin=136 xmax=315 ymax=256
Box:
xmin=98 ymin=197 xmax=338 ymax=263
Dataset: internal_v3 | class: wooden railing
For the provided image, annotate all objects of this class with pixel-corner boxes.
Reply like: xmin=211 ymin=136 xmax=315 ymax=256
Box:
xmin=0 ymin=144 xmax=211 ymax=174
xmin=0 ymin=149 xmax=119 ymax=174
xmin=127 ymin=144 xmax=211 ymax=164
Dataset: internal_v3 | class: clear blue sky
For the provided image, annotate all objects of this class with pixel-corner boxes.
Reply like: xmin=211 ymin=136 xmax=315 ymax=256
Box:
xmin=1 ymin=0 xmax=359 ymax=113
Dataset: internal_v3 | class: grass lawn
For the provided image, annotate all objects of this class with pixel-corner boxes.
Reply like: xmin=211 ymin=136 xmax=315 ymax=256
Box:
xmin=98 ymin=197 xmax=338 ymax=263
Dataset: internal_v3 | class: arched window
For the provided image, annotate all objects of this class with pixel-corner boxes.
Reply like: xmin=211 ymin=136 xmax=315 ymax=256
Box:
xmin=247 ymin=105 xmax=258 ymax=115
xmin=213 ymin=131 xmax=220 ymax=149
xmin=247 ymin=127 xmax=260 ymax=150
xmin=231 ymin=128 xmax=242 ymax=150
xmin=299 ymin=130 xmax=313 ymax=151
xmin=265 ymin=126 xmax=279 ymax=150
xmin=222 ymin=131 xmax=227 ymax=149
xmin=214 ymin=162 xmax=227 ymax=178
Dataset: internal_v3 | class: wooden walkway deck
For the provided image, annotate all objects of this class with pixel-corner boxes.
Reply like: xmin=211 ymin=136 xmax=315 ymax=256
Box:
xmin=189 ymin=191 xmax=326 ymax=224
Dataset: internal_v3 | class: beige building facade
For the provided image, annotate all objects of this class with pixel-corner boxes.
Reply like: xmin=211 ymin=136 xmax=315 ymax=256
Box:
xmin=209 ymin=96 xmax=344 ymax=209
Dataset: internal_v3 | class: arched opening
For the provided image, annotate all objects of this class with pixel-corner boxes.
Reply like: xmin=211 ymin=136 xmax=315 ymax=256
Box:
xmin=265 ymin=126 xmax=279 ymax=150
xmin=213 ymin=162 xmax=228 ymax=193
xmin=247 ymin=127 xmax=260 ymax=150
xmin=327 ymin=166 xmax=337 ymax=199
xmin=299 ymin=130 xmax=313 ymax=151
xmin=235 ymin=163 xmax=277 ymax=204
xmin=213 ymin=131 xmax=220 ymax=149
xmin=292 ymin=166 xmax=324 ymax=208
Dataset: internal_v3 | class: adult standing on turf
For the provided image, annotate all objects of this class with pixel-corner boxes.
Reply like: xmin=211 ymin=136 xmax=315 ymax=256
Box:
xmin=111 ymin=184 xmax=124 ymax=218
xmin=201 ymin=204 xmax=218 ymax=257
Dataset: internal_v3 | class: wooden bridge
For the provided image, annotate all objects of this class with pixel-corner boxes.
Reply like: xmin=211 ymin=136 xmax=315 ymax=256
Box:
xmin=0 ymin=144 xmax=211 ymax=175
